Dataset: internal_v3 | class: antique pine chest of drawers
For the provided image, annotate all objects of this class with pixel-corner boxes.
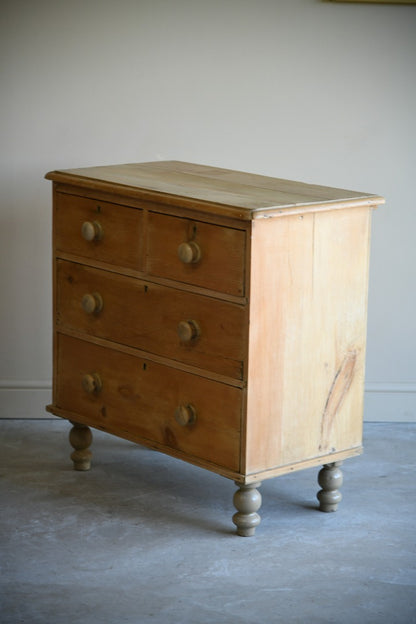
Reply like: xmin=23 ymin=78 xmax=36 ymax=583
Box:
xmin=45 ymin=161 xmax=383 ymax=536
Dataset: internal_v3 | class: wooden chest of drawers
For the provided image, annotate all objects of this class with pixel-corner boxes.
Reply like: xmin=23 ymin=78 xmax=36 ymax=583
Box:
xmin=46 ymin=161 xmax=383 ymax=536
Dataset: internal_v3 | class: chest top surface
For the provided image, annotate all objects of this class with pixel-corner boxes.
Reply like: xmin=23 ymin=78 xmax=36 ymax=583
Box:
xmin=45 ymin=160 xmax=383 ymax=220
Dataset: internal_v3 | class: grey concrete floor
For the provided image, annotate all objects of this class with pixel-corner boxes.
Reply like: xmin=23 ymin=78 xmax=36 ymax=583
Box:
xmin=0 ymin=419 xmax=415 ymax=624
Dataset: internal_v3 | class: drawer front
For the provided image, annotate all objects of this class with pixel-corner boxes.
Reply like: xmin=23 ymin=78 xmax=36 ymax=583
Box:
xmin=57 ymin=260 xmax=246 ymax=379
xmin=55 ymin=193 xmax=144 ymax=270
xmin=147 ymin=213 xmax=246 ymax=296
xmin=56 ymin=334 xmax=241 ymax=471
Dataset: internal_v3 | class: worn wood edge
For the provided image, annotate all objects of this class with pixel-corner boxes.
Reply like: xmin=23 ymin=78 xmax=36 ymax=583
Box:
xmin=56 ymin=251 xmax=145 ymax=280
xmin=242 ymin=447 xmax=363 ymax=484
xmin=52 ymin=186 xmax=59 ymax=401
xmin=45 ymin=404 xmax=242 ymax=481
xmin=55 ymin=251 xmax=248 ymax=305
xmin=54 ymin=328 xmax=246 ymax=388
xmin=252 ymin=196 xmax=385 ymax=219
xmin=46 ymin=171 xmax=384 ymax=220
xmin=137 ymin=273 xmax=248 ymax=305
xmin=46 ymin=172 xmax=252 ymax=221
xmin=45 ymin=404 xmax=361 ymax=484
xmin=238 ymin=231 xmax=253 ymax=476
xmin=46 ymin=162 xmax=377 ymax=206
xmin=54 ymin=183 xmax=250 ymax=230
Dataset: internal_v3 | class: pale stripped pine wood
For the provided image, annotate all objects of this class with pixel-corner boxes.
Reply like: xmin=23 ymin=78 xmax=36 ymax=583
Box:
xmin=245 ymin=207 xmax=372 ymax=474
xmin=46 ymin=161 xmax=383 ymax=218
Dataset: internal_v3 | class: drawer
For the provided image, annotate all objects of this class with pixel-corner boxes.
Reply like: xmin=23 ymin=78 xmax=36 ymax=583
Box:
xmin=56 ymin=260 xmax=246 ymax=379
xmin=147 ymin=213 xmax=246 ymax=296
xmin=56 ymin=334 xmax=241 ymax=471
xmin=54 ymin=193 xmax=144 ymax=270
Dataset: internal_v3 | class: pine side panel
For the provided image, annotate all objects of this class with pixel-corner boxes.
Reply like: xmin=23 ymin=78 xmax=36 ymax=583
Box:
xmin=245 ymin=207 xmax=372 ymax=474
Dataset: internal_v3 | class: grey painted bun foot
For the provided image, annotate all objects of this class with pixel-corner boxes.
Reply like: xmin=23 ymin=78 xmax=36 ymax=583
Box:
xmin=69 ymin=421 xmax=93 ymax=471
xmin=232 ymin=482 xmax=262 ymax=536
xmin=317 ymin=461 xmax=343 ymax=512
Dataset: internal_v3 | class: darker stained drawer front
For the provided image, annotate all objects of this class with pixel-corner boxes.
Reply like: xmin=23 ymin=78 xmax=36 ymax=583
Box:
xmin=57 ymin=260 xmax=246 ymax=379
xmin=56 ymin=334 xmax=241 ymax=471
xmin=55 ymin=193 xmax=144 ymax=270
xmin=147 ymin=212 xmax=246 ymax=296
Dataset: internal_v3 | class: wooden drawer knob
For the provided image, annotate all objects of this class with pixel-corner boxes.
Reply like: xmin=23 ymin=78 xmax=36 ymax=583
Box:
xmin=177 ymin=320 xmax=200 ymax=343
xmin=82 ymin=373 xmax=102 ymax=394
xmin=81 ymin=292 xmax=103 ymax=315
xmin=177 ymin=241 xmax=201 ymax=264
xmin=81 ymin=220 xmax=103 ymax=242
xmin=174 ymin=404 xmax=197 ymax=427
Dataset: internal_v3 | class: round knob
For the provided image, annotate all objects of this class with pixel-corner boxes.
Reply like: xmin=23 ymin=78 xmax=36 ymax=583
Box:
xmin=81 ymin=220 xmax=103 ymax=242
xmin=177 ymin=241 xmax=201 ymax=264
xmin=82 ymin=373 xmax=102 ymax=394
xmin=81 ymin=292 xmax=103 ymax=315
xmin=177 ymin=320 xmax=200 ymax=343
xmin=174 ymin=404 xmax=197 ymax=427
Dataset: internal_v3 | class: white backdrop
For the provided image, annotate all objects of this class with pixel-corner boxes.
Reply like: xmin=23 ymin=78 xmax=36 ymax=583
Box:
xmin=1 ymin=0 xmax=415 ymax=420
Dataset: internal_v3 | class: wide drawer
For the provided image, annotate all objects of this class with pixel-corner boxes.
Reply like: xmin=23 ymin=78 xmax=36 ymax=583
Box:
xmin=55 ymin=334 xmax=241 ymax=471
xmin=57 ymin=260 xmax=246 ymax=379
xmin=54 ymin=193 xmax=144 ymax=270
xmin=147 ymin=212 xmax=246 ymax=296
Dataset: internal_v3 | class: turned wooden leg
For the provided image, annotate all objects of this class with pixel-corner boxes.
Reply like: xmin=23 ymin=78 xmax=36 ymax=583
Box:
xmin=69 ymin=421 xmax=92 ymax=471
xmin=317 ymin=461 xmax=343 ymax=512
xmin=232 ymin=481 xmax=262 ymax=537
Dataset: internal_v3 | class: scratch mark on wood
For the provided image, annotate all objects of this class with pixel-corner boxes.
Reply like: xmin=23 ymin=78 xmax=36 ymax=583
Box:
xmin=320 ymin=350 xmax=357 ymax=450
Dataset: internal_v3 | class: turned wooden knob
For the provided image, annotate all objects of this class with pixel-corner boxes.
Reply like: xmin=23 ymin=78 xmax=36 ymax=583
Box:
xmin=177 ymin=320 xmax=200 ymax=342
xmin=82 ymin=373 xmax=102 ymax=394
xmin=177 ymin=241 xmax=201 ymax=264
xmin=81 ymin=220 xmax=103 ymax=241
xmin=174 ymin=404 xmax=197 ymax=426
xmin=81 ymin=292 xmax=103 ymax=314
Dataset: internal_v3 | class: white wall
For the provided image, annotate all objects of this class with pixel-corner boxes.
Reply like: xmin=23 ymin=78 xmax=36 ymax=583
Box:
xmin=1 ymin=0 xmax=415 ymax=421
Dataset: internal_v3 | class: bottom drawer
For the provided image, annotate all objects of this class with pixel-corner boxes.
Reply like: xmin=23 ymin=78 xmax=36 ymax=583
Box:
xmin=55 ymin=334 xmax=241 ymax=471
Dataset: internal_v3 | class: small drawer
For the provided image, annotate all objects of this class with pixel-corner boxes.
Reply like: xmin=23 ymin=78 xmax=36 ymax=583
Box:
xmin=147 ymin=213 xmax=246 ymax=296
xmin=54 ymin=193 xmax=144 ymax=270
xmin=56 ymin=260 xmax=246 ymax=379
xmin=55 ymin=334 xmax=241 ymax=471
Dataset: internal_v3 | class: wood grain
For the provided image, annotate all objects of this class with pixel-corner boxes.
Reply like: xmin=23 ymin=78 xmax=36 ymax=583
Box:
xmin=245 ymin=207 xmax=372 ymax=473
xmin=320 ymin=350 xmax=357 ymax=450
xmin=46 ymin=161 xmax=384 ymax=220
xmin=56 ymin=259 xmax=246 ymax=379
xmin=56 ymin=334 xmax=242 ymax=471
xmin=55 ymin=192 xmax=144 ymax=270
xmin=147 ymin=211 xmax=246 ymax=296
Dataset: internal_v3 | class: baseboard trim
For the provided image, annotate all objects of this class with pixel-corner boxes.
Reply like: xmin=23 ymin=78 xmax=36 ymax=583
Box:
xmin=0 ymin=381 xmax=415 ymax=421
xmin=365 ymin=382 xmax=416 ymax=394
xmin=0 ymin=380 xmax=52 ymax=390
xmin=0 ymin=381 xmax=52 ymax=419
xmin=364 ymin=382 xmax=416 ymax=422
